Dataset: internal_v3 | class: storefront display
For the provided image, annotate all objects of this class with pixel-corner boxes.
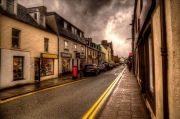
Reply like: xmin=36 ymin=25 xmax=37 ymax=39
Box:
xmin=13 ymin=56 xmax=23 ymax=79
xmin=40 ymin=58 xmax=54 ymax=76
xmin=62 ymin=59 xmax=70 ymax=73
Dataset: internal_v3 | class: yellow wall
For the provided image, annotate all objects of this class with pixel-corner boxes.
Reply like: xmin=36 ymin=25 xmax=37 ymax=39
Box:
xmin=1 ymin=16 xmax=58 ymax=82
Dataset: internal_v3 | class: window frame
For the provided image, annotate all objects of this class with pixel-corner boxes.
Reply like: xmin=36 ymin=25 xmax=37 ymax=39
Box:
xmin=64 ymin=21 xmax=67 ymax=29
xmin=64 ymin=41 xmax=68 ymax=49
xmin=13 ymin=56 xmax=24 ymax=80
xmin=44 ymin=38 xmax=49 ymax=52
xmin=6 ymin=0 xmax=14 ymax=13
xmin=74 ymin=44 xmax=77 ymax=51
xmin=12 ymin=28 xmax=20 ymax=48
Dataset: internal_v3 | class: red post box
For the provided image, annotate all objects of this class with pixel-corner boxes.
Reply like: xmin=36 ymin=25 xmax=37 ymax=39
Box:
xmin=72 ymin=66 xmax=78 ymax=79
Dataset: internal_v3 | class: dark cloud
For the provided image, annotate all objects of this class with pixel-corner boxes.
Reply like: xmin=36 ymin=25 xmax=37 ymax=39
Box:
xmin=19 ymin=0 xmax=135 ymax=57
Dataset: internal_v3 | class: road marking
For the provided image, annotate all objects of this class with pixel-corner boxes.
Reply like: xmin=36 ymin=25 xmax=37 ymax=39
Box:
xmin=82 ymin=67 xmax=126 ymax=119
xmin=0 ymin=79 xmax=86 ymax=104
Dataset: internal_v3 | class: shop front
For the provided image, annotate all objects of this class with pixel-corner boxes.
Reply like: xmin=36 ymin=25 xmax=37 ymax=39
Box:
xmin=34 ymin=53 xmax=58 ymax=82
xmin=60 ymin=52 xmax=72 ymax=75
xmin=80 ymin=55 xmax=86 ymax=70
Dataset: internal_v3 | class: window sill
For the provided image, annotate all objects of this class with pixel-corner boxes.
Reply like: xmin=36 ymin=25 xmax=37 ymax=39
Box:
xmin=13 ymin=78 xmax=25 ymax=81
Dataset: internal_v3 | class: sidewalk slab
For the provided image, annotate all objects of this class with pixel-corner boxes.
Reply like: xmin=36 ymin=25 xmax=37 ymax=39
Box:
xmin=97 ymin=69 xmax=150 ymax=119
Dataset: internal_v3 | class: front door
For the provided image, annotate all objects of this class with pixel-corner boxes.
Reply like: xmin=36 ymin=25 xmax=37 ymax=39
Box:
xmin=35 ymin=58 xmax=40 ymax=82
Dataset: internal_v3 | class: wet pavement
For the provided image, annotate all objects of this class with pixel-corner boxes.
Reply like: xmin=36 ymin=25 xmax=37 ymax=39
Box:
xmin=97 ymin=69 xmax=150 ymax=119
xmin=0 ymin=68 xmax=149 ymax=119
xmin=0 ymin=74 xmax=82 ymax=100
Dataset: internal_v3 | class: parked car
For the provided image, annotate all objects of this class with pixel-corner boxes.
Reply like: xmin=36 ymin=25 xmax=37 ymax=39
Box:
xmin=98 ymin=64 xmax=107 ymax=72
xmin=82 ymin=64 xmax=100 ymax=76
xmin=102 ymin=62 xmax=113 ymax=70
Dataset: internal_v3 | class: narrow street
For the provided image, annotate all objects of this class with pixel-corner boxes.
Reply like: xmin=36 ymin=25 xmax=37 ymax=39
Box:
xmin=0 ymin=66 xmax=125 ymax=119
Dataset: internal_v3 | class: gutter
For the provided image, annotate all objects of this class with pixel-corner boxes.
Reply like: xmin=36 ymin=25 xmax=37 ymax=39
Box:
xmin=160 ymin=0 xmax=169 ymax=118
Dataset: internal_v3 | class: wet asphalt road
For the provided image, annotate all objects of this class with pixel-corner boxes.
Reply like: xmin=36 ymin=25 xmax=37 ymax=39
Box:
xmin=0 ymin=65 xmax=125 ymax=119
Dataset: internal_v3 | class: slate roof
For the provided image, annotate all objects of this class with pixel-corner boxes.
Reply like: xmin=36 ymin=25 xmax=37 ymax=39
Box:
xmin=0 ymin=4 xmax=55 ymax=34
xmin=46 ymin=12 xmax=86 ymax=45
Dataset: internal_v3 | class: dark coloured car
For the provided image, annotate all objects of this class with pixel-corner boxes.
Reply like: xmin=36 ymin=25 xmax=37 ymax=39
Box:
xmin=98 ymin=64 xmax=107 ymax=72
xmin=82 ymin=64 xmax=100 ymax=76
xmin=102 ymin=62 xmax=113 ymax=70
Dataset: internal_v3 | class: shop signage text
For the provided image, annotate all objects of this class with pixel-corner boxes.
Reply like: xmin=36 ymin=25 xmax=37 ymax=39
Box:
xmin=61 ymin=52 xmax=72 ymax=58
xmin=41 ymin=53 xmax=58 ymax=59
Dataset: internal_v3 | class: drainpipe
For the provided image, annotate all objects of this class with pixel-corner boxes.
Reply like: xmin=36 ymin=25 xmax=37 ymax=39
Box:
xmin=160 ymin=0 xmax=169 ymax=118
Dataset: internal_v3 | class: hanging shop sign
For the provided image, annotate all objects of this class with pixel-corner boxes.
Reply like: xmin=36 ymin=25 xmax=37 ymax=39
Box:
xmin=41 ymin=53 xmax=58 ymax=59
xmin=61 ymin=52 xmax=72 ymax=58
xmin=139 ymin=0 xmax=152 ymax=31
xmin=80 ymin=55 xmax=85 ymax=59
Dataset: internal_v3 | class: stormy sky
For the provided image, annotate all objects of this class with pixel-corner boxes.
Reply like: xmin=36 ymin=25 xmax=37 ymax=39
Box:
xmin=19 ymin=0 xmax=134 ymax=58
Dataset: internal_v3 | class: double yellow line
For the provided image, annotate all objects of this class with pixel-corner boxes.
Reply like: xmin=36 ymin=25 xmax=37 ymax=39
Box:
xmin=82 ymin=68 xmax=125 ymax=119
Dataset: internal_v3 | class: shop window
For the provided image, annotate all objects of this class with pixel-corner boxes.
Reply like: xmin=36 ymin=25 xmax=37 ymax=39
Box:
xmin=6 ymin=0 xmax=14 ymax=13
xmin=44 ymin=38 xmax=49 ymax=52
xmin=12 ymin=28 xmax=20 ymax=48
xmin=64 ymin=41 xmax=68 ymax=49
xmin=40 ymin=59 xmax=54 ymax=76
xmin=62 ymin=59 xmax=70 ymax=73
xmin=74 ymin=44 xmax=77 ymax=51
xmin=13 ymin=56 xmax=23 ymax=80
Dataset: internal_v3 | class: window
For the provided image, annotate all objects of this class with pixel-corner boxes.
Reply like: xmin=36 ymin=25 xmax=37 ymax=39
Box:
xmin=6 ymin=0 xmax=14 ymax=13
xmin=74 ymin=44 xmax=77 ymax=51
xmin=148 ymin=34 xmax=154 ymax=92
xmin=64 ymin=21 xmax=67 ymax=29
xmin=13 ymin=56 xmax=23 ymax=80
xmin=74 ymin=29 xmax=77 ymax=35
xmin=65 ymin=41 xmax=68 ymax=49
xmin=12 ymin=28 xmax=20 ymax=48
xmin=81 ymin=46 xmax=84 ymax=52
xmin=40 ymin=13 xmax=44 ymax=25
xmin=0 ymin=0 xmax=2 ymax=4
xmin=80 ymin=32 xmax=82 ymax=37
xmin=40 ymin=59 xmax=54 ymax=76
xmin=71 ymin=27 xmax=75 ymax=34
xmin=44 ymin=38 xmax=49 ymax=52
xmin=34 ymin=13 xmax=37 ymax=20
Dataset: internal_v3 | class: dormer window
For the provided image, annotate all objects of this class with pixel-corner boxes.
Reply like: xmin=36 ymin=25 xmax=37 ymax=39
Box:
xmin=34 ymin=13 xmax=37 ymax=20
xmin=74 ymin=29 xmax=77 ymax=35
xmin=80 ymin=32 xmax=82 ymax=37
xmin=71 ymin=27 xmax=75 ymax=34
xmin=40 ymin=13 xmax=44 ymax=26
xmin=64 ymin=21 xmax=67 ymax=29
xmin=6 ymin=0 xmax=14 ymax=13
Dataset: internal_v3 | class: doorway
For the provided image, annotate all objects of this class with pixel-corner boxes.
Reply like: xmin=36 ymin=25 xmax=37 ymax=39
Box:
xmin=35 ymin=58 xmax=40 ymax=82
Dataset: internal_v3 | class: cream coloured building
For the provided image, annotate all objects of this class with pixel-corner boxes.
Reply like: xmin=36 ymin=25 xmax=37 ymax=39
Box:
xmin=46 ymin=12 xmax=86 ymax=75
xmin=133 ymin=0 xmax=180 ymax=118
xmin=0 ymin=1 xmax=58 ymax=89
xmin=100 ymin=45 xmax=111 ymax=62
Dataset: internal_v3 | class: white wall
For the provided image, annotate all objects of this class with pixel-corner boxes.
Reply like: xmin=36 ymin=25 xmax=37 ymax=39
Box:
xmin=0 ymin=49 xmax=30 ymax=89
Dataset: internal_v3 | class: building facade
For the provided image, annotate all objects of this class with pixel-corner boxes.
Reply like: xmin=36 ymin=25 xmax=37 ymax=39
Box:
xmin=46 ymin=12 xmax=86 ymax=75
xmin=0 ymin=1 xmax=58 ymax=89
xmin=132 ymin=0 xmax=180 ymax=118
xmin=85 ymin=38 xmax=101 ymax=65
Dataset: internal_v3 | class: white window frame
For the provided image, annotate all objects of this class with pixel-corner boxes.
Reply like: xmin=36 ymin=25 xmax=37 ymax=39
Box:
xmin=65 ymin=41 xmax=68 ymax=49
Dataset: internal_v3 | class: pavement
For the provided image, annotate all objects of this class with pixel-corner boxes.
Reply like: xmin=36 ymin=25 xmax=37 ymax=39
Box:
xmin=0 ymin=68 xmax=150 ymax=119
xmin=96 ymin=68 xmax=150 ymax=119
xmin=0 ymin=74 xmax=81 ymax=100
